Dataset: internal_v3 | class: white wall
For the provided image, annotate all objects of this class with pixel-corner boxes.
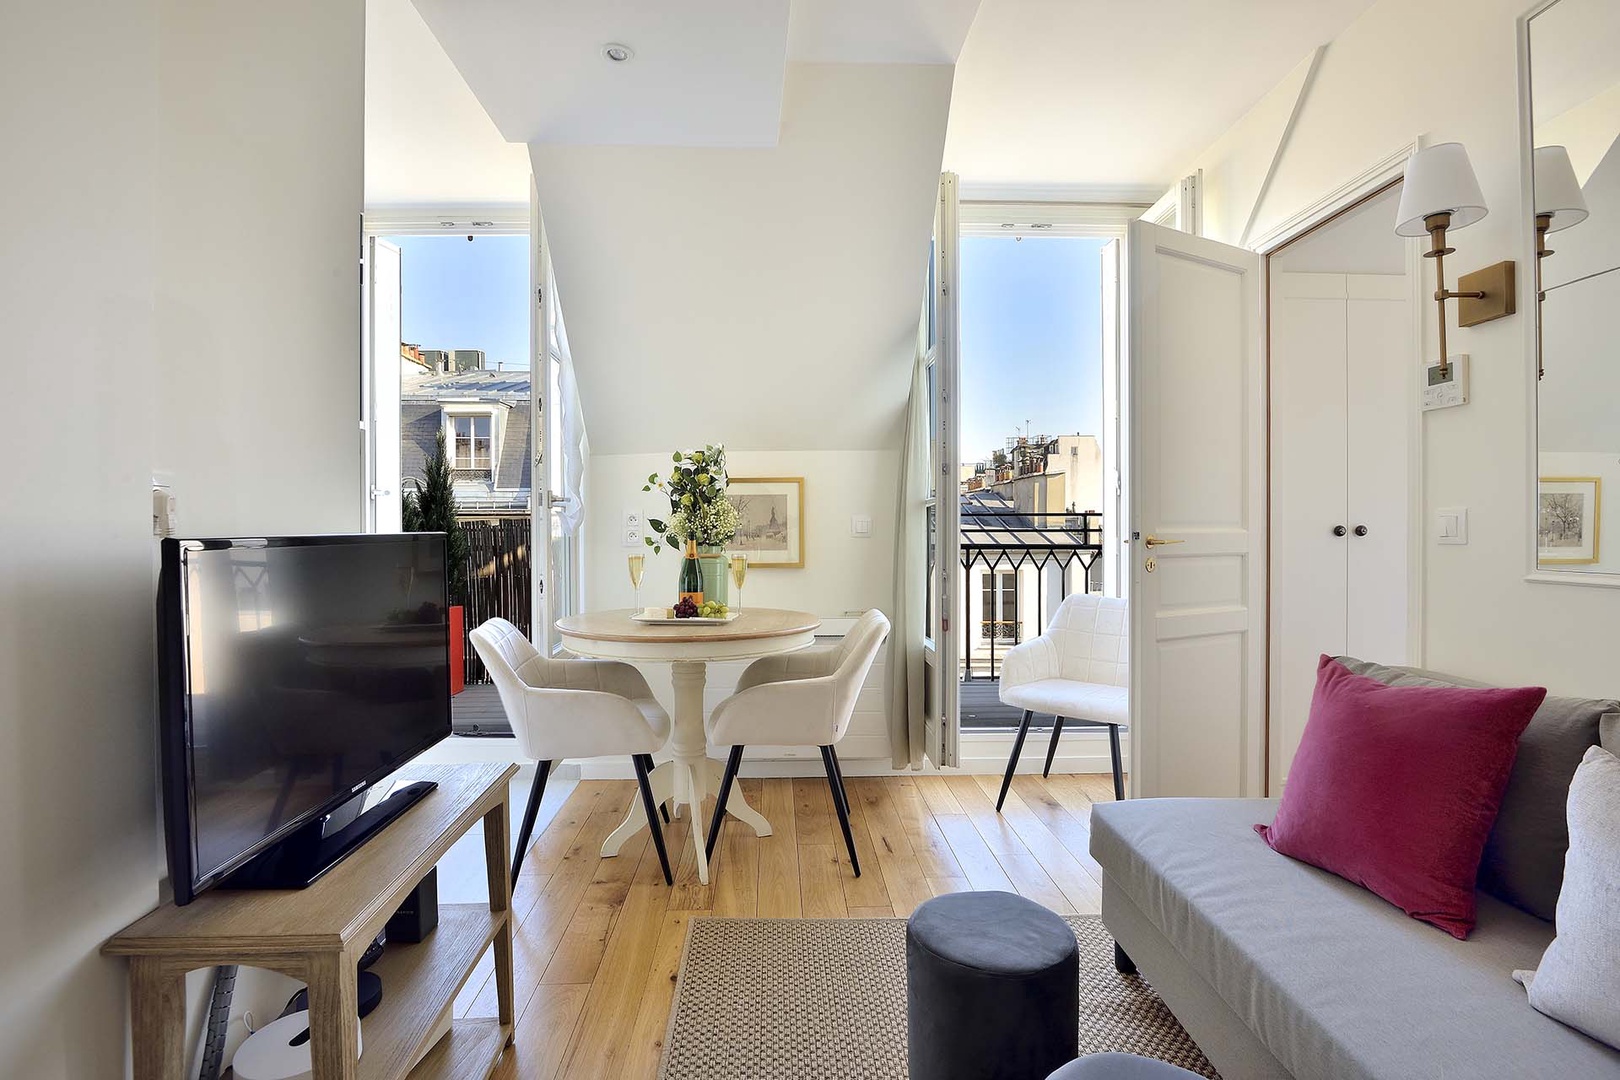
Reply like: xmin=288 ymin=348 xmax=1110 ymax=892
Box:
xmin=0 ymin=2 xmax=365 ymax=1075
xmin=531 ymin=62 xmax=953 ymax=456
xmin=1183 ymin=0 xmax=1620 ymax=695
xmin=156 ymin=0 xmax=367 ymax=536
xmin=590 ymin=450 xmax=895 ymax=616
xmin=1 ymin=5 xmax=162 ymax=1077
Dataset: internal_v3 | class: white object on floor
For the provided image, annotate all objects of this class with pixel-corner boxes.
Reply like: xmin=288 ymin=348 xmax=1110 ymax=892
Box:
xmin=232 ymin=1011 xmax=362 ymax=1080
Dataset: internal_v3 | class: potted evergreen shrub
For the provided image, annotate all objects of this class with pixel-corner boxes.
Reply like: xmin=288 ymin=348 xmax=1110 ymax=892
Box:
xmin=404 ymin=429 xmax=470 ymax=694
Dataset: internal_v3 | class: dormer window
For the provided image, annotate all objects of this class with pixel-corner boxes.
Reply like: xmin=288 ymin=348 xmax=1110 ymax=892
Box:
xmin=451 ymin=414 xmax=492 ymax=474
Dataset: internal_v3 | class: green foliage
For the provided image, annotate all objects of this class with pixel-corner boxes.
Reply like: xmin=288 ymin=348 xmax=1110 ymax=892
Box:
xmin=640 ymin=444 xmax=735 ymax=553
xmin=402 ymin=428 xmax=469 ymax=605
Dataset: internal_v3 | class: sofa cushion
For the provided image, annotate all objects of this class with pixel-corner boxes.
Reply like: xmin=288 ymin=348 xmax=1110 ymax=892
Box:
xmin=1335 ymin=656 xmax=1615 ymax=922
xmin=1091 ymin=798 xmax=1620 ymax=1080
xmin=1258 ymin=656 xmax=1542 ymax=938
xmin=1514 ymin=746 xmax=1620 ymax=1051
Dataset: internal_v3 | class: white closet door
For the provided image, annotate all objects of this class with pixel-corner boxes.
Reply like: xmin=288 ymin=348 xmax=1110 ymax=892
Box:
xmin=1345 ymin=274 xmax=1411 ymax=663
xmin=1271 ymin=273 xmax=1349 ymax=788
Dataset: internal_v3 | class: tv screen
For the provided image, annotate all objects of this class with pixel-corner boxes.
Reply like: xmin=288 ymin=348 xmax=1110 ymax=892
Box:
xmin=158 ymin=534 xmax=451 ymax=904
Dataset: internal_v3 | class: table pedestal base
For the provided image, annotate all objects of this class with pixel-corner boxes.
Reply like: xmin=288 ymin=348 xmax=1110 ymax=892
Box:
xmin=600 ymin=660 xmax=772 ymax=884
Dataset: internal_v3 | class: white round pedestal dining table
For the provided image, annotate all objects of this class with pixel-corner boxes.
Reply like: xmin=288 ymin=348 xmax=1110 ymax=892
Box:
xmin=554 ymin=607 xmax=820 ymax=884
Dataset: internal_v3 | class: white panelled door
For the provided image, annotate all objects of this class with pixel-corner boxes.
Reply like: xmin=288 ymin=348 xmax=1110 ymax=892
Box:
xmin=1127 ymin=220 xmax=1266 ymax=799
xmin=1270 ymin=272 xmax=1411 ymax=790
xmin=365 ymin=237 xmax=403 ymax=533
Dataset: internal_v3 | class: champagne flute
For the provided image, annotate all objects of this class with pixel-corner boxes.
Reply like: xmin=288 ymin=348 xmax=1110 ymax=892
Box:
xmin=627 ymin=553 xmax=646 ymax=612
xmin=729 ymin=553 xmax=748 ymax=614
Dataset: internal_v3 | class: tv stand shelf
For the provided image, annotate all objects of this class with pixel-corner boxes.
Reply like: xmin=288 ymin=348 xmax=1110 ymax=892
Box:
xmin=104 ymin=762 xmax=518 ymax=1080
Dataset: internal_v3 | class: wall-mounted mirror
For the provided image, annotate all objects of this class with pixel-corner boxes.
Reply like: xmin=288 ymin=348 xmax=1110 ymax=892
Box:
xmin=1525 ymin=0 xmax=1620 ymax=575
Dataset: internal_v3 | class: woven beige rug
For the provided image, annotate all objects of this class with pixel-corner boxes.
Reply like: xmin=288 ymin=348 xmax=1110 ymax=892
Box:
xmin=658 ymin=915 xmax=1219 ymax=1079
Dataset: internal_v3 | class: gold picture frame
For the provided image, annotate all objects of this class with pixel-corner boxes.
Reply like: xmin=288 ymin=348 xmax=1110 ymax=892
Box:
xmin=726 ymin=477 xmax=805 ymax=568
xmin=1537 ymin=476 xmax=1601 ymax=566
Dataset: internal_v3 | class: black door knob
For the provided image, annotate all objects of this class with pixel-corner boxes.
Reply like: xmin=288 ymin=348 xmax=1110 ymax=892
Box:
xmin=1333 ymin=525 xmax=1347 ymax=537
xmin=1354 ymin=525 xmax=1369 ymax=537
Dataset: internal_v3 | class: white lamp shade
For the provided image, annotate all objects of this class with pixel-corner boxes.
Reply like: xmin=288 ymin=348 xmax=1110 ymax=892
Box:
xmin=1533 ymin=145 xmax=1589 ymax=232
xmin=1395 ymin=142 xmax=1489 ymax=236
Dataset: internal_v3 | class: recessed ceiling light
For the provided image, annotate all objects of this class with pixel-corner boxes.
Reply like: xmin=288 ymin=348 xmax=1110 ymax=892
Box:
xmin=601 ymin=42 xmax=635 ymax=63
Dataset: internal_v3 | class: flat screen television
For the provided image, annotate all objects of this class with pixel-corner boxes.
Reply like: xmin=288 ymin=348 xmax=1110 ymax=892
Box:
xmin=157 ymin=534 xmax=452 ymax=905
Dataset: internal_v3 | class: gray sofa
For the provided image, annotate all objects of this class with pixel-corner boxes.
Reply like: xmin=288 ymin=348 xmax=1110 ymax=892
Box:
xmin=1090 ymin=658 xmax=1620 ymax=1080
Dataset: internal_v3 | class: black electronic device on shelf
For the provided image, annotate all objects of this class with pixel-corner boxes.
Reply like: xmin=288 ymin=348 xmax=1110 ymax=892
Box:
xmin=156 ymin=534 xmax=453 ymax=905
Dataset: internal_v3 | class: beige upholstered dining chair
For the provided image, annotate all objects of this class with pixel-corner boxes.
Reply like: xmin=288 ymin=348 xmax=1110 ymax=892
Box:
xmin=469 ymin=617 xmax=675 ymax=885
xmin=701 ymin=609 xmax=891 ymax=876
xmin=996 ymin=593 xmax=1128 ymax=811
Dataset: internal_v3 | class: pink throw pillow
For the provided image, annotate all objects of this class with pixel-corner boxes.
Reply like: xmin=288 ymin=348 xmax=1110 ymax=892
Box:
xmin=1256 ymin=656 xmax=1545 ymax=938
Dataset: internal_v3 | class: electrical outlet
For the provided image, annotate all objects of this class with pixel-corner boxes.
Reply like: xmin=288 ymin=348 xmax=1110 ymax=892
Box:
xmin=623 ymin=510 xmax=643 ymax=548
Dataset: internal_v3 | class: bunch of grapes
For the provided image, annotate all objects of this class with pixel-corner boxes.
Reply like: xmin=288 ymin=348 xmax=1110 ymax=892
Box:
xmin=698 ymin=601 xmax=728 ymax=618
xmin=672 ymin=597 xmax=700 ymax=619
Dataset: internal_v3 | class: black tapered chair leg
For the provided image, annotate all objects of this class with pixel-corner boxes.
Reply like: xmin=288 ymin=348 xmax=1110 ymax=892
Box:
xmin=705 ymin=745 xmax=745 ymax=859
xmin=1114 ymin=941 xmax=1138 ymax=975
xmin=1108 ymin=723 xmax=1126 ymax=802
xmin=820 ymin=745 xmax=861 ymax=877
xmin=638 ymin=754 xmax=670 ymax=822
xmin=1043 ymin=716 xmax=1066 ymax=778
xmin=996 ymin=710 xmax=1035 ymax=812
xmin=826 ymin=744 xmax=853 ymax=821
xmin=632 ymin=753 xmax=674 ymax=885
xmin=511 ymin=760 xmax=551 ymax=882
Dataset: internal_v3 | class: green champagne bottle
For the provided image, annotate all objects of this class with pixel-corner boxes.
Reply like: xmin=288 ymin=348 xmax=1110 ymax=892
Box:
xmin=678 ymin=539 xmax=705 ymax=605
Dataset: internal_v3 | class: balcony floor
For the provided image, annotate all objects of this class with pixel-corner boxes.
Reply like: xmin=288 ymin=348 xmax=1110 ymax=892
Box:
xmin=960 ymin=677 xmax=1042 ymax=731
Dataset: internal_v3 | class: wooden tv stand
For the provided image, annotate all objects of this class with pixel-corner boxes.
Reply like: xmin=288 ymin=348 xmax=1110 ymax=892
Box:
xmin=104 ymin=762 xmax=518 ymax=1080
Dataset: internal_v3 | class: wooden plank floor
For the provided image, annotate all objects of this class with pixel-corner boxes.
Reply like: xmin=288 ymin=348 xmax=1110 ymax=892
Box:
xmin=444 ymin=771 xmax=1121 ymax=1079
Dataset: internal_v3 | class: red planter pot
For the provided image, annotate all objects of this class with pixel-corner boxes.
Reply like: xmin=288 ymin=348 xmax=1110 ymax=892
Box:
xmin=449 ymin=604 xmax=465 ymax=697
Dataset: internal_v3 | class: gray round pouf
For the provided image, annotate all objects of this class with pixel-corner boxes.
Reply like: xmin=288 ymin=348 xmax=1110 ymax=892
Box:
xmin=906 ymin=890 xmax=1079 ymax=1080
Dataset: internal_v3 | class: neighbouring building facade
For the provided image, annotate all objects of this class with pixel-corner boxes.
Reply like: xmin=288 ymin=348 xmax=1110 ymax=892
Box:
xmin=958 ymin=433 xmax=1105 ymax=679
xmin=400 ymin=352 xmax=532 ymax=520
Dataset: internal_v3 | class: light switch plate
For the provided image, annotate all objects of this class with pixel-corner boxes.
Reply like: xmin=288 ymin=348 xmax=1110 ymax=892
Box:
xmin=850 ymin=514 xmax=872 ymax=538
xmin=1438 ymin=507 xmax=1468 ymax=545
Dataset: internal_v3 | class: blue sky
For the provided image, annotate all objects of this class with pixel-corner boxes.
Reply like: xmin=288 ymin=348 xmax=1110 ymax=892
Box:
xmin=388 ymin=231 xmax=1104 ymax=461
xmin=390 ymin=234 xmax=531 ymax=370
xmin=959 ymin=236 xmax=1105 ymax=465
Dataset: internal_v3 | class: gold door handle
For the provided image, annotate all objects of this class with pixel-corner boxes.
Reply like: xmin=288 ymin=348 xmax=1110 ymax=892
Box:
xmin=1143 ymin=535 xmax=1184 ymax=548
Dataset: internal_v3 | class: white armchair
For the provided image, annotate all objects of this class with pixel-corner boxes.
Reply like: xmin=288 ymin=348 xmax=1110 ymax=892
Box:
xmin=469 ymin=618 xmax=674 ymax=884
xmin=703 ymin=609 xmax=891 ymax=875
xmin=996 ymin=593 xmax=1127 ymax=811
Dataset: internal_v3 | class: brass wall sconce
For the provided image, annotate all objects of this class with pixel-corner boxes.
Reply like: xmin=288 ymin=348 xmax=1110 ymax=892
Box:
xmin=1395 ymin=143 xmax=1517 ymax=380
xmin=1531 ymin=145 xmax=1590 ymax=379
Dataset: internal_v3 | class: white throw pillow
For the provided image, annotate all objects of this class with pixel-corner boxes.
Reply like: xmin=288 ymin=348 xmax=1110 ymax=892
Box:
xmin=1513 ymin=744 xmax=1620 ymax=1050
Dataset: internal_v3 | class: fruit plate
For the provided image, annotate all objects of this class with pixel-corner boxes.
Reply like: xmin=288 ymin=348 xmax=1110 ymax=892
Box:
xmin=630 ymin=612 xmax=741 ymax=625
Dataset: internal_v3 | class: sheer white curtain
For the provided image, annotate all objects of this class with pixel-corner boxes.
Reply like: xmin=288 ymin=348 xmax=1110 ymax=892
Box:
xmin=889 ymin=328 xmax=929 ymax=768
xmin=556 ymin=348 xmax=586 ymax=535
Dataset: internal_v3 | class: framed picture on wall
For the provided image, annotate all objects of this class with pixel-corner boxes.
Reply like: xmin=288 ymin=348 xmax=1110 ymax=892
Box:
xmin=1537 ymin=477 xmax=1601 ymax=566
xmin=727 ymin=477 xmax=804 ymax=568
